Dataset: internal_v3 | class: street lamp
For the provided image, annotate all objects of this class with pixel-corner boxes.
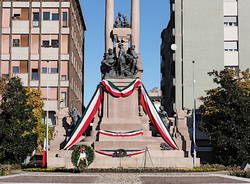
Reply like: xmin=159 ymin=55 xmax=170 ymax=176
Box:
xmin=45 ymin=61 xmax=50 ymax=166
xmin=192 ymin=60 xmax=197 ymax=167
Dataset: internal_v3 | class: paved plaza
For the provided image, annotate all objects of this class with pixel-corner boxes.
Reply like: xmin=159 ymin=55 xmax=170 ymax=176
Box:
xmin=0 ymin=172 xmax=249 ymax=184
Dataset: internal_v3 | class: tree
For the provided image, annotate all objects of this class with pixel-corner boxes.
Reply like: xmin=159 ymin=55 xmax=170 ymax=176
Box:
xmin=0 ymin=77 xmax=7 ymax=95
xmin=200 ymin=69 xmax=250 ymax=166
xmin=25 ymin=88 xmax=45 ymax=150
xmin=0 ymin=77 xmax=43 ymax=164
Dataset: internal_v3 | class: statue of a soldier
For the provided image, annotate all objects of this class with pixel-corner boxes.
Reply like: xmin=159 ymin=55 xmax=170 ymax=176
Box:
xmin=117 ymin=43 xmax=127 ymax=77
xmin=126 ymin=45 xmax=138 ymax=75
xmin=101 ymin=48 xmax=116 ymax=78
xmin=70 ymin=107 xmax=79 ymax=126
xmin=159 ymin=106 xmax=170 ymax=130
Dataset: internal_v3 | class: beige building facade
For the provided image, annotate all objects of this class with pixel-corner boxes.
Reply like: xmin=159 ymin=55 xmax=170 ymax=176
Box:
xmin=161 ymin=0 xmax=250 ymax=116
xmin=0 ymin=0 xmax=86 ymax=126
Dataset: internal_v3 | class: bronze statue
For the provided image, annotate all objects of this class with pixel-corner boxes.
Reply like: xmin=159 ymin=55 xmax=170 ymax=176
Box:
xmin=118 ymin=43 xmax=127 ymax=77
xmin=114 ymin=12 xmax=123 ymax=28
xmin=101 ymin=48 xmax=116 ymax=78
xmin=114 ymin=12 xmax=130 ymax=28
xmin=127 ymin=45 xmax=138 ymax=75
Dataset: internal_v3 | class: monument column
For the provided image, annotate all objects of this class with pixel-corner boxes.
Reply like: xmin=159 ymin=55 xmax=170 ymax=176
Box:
xmin=105 ymin=0 xmax=114 ymax=52
xmin=131 ymin=0 xmax=140 ymax=53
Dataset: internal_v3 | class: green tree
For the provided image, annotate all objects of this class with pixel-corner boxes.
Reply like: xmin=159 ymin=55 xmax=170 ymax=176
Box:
xmin=25 ymin=88 xmax=46 ymax=150
xmin=200 ymin=69 xmax=250 ymax=166
xmin=0 ymin=77 xmax=38 ymax=164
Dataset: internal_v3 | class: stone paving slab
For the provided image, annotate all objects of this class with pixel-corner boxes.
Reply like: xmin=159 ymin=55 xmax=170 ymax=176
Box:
xmin=0 ymin=173 xmax=249 ymax=184
xmin=0 ymin=174 xmax=101 ymax=184
xmin=140 ymin=176 xmax=248 ymax=184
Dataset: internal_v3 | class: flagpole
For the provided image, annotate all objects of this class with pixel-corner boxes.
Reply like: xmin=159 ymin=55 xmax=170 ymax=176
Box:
xmin=192 ymin=60 xmax=197 ymax=167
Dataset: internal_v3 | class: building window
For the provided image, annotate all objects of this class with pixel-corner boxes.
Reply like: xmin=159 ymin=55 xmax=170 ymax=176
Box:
xmin=13 ymin=66 xmax=19 ymax=73
xmin=42 ymin=67 xmax=48 ymax=73
xmin=31 ymin=69 xmax=39 ymax=80
xmin=43 ymin=12 xmax=50 ymax=20
xmin=2 ymin=74 xmax=9 ymax=77
xmin=224 ymin=41 xmax=238 ymax=51
xmin=13 ymin=8 xmax=29 ymax=20
xmin=33 ymin=12 xmax=40 ymax=27
xmin=60 ymin=91 xmax=67 ymax=108
xmin=51 ymin=68 xmax=58 ymax=73
xmin=61 ymin=75 xmax=68 ymax=80
xmin=13 ymin=13 xmax=20 ymax=20
xmin=225 ymin=66 xmax=239 ymax=76
xmin=51 ymin=40 xmax=59 ymax=47
xmin=33 ymin=12 xmax=39 ymax=21
xmin=42 ymin=40 xmax=50 ymax=47
xmin=62 ymin=12 xmax=68 ymax=27
xmin=52 ymin=13 xmax=59 ymax=20
xmin=13 ymin=39 xmax=20 ymax=47
xmin=225 ymin=66 xmax=239 ymax=70
xmin=224 ymin=16 xmax=238 ymax=26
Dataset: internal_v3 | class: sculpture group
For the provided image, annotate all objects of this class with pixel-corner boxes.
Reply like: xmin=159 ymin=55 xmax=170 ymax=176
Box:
xmin=101 ymin=12 xmax=141 ymax=79
xmin=101 ymin=44 xmax=138 ymax=79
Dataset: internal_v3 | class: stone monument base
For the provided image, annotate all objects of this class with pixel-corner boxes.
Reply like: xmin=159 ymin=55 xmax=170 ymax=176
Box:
xmin=47 ymin=79 xmax=200 ymax=169
xmin=90 ymin=150 xmax=199 ymax=169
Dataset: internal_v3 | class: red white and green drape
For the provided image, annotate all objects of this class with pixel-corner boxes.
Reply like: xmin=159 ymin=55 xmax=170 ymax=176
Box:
xmin=95 ymin=149 xmax=146 ymax=156
xmin=63 ymin=79 xmax=178 ymax=151
xmin=99 ymin=129 xmax=144 ymax=137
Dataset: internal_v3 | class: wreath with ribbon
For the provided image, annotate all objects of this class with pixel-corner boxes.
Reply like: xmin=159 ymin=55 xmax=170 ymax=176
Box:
xmin=71 ymin=145 xmax=94 ymax=168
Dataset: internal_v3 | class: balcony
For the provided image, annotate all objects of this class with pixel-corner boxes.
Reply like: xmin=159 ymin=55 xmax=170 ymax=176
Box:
xmin=224 ymin=51 xmax=239 ymax=66
xmin=41 ymin=47 xmax=59 ymax=60
xmin=40 ymin=74 xmax=59 ymax=86
xmin=43 ymin=100 xmax=58 ymax=111
xmin=30 ymin=80 xmax=39 ymax=87
xmin=1 ymin=54 xmax=10 ymax=60
xmin=12 ymin=47 xmax=29 ymax=60
xmin=2 ymin=27 xmax=10 ymax=34
xmin=224 ymin=1 xmax=237 ymax=16
xmin=224 ymin=26 xmax=238 ymax=41
xmin=60 ymin=80 xmax=69 ymax=87
xmin=12 ymin=20 xmax=29 ymax=34
xmin=15 ymin=73 xmax=28 ymax=86
xmin=41 ymin=21 xmax=59 ymax=34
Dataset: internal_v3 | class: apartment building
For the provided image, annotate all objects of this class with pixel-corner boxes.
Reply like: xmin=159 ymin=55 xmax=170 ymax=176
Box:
xmin=0 ymin=0 xmax=86 ymax=126
xmin=161 ymin=0 xmax=250 ymax=116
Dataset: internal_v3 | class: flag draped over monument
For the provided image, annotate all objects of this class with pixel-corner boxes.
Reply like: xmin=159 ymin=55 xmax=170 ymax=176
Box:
xmin=64 ymin=79 xmax=178 ymax=151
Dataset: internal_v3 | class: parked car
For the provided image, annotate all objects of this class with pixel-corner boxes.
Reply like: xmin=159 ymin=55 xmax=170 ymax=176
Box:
xmin=25 ymin=155 xmax=43 ymax=168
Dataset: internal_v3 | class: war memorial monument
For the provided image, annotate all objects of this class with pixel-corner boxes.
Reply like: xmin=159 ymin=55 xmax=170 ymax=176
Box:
xmin=47 ymin=0 xmax=200 ymax=168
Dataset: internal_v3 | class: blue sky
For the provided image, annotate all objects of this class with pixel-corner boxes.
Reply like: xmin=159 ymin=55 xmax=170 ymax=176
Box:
xmin=80 ymin=1 xmax=170 ymax=105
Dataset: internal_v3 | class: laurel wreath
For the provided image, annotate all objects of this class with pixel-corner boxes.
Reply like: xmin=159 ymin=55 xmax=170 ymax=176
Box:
xmin=71 ymin=145 xmax=94 ymax=168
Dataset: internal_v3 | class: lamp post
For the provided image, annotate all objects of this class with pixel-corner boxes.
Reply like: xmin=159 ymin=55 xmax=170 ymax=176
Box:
xmin=192 ymin=60 xmax=197 ymax=167
xmin=45 ymin=61 xmax=50 ymax=165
